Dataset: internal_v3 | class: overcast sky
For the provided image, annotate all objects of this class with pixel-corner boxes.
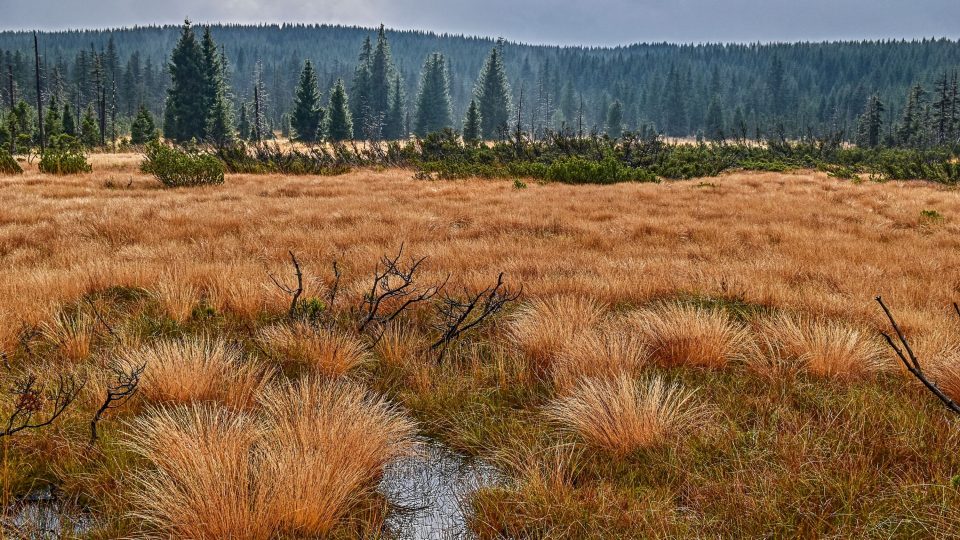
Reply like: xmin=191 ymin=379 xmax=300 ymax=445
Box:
xmin=2 ymin=0 xmax=959 ymax=46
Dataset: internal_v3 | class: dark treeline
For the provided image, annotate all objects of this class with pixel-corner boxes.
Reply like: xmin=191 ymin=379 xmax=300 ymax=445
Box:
xmin=2 ymin=22 xmax=960 ymax=146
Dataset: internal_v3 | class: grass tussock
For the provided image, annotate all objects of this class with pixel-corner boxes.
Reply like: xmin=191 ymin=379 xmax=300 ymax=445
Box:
xmin=509 ymin=295 xmax=606 ymax=376
xmin=546 ymin=374 xmax=709 ymax=457
xmin=629 ymin=304 xmax=748 ymax=368
xmin=127 ymin=336 xmax=272 ymax=408
xmin=257 ymin=322 xmax=369 ymax=377
xmin=42 ymin=309 xmax=94 ymax=362
xmin=551 ymin=323 xmax=649 ymax=393
xmin=125 ymin=379 xmax=416 ymax=539
xmin=257 ymin=377 xmax=418 ymax=536
xmin=753 ymin=313 xmax=885 ymax=379
xmin=153 ymin=274 xmax=198 ymax=322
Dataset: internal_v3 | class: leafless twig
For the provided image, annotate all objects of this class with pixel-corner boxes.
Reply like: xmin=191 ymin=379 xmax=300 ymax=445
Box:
xmin=431 ymin=272 xmax=521 ymax=362
xmin=269 ymin=250 xmax=304 ymax=319
xmin=357 ymin=244 xmax=447 ymax=340
xmin=90 ymin=362 xmax=145 ymax=444
xmin=1 ymin=372 xmax=85 ymax=438
xmin=876 ymin=296 xmax=960 ymax=415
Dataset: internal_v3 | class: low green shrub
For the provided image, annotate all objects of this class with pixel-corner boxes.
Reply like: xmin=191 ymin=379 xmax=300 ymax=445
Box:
xmin=142 ymin=141 xmax=225 ymax=187
xmin=0 ymin=148 xmax=22 ymax=175
xmin=38 ymin=136 xmax=92 ymax=175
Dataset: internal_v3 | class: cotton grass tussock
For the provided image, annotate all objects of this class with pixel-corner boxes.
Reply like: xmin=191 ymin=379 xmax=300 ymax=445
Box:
xmin=753 ymin=313 xmax=886 ymax=379
xmin=127 ymin=336 xmax=273 ymax=408
xmin=628 ymin=304 xmax=749 ymax=369
xmin=509 ymin=295 xmax=607 ymax=376
xmin=546 ymin=374 xmax=710 ymax=457
xmin=257 ymin=321 xmax=370 ymax=377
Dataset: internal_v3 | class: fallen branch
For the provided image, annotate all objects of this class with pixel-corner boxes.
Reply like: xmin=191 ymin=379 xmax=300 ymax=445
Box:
xmin=876 ymin=295 xmax=960 ymax=415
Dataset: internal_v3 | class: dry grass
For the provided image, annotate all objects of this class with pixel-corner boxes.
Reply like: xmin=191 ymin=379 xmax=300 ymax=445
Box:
xmin=551 ymin=322 xmax=649 ymax=393
xmin=257 ymin=321 xmax=370 ymax=377
xmin=124 ymin=378 xmax=416 ymax=539
xmin=257 ymin=377 xmax=418 ymax=536
xmin=127 ymin=335 xmax=272 ymax=408
xmin=41 ymin=309 xmax=94 ymax=362
xmin=509 ymin=295 xmax=607 ymax=376
xmin=153 ymin=272 xmax=198 ymax=322
xmin=545 ymin=374 xmax=710 ymax=457
xmin=752 ymin=313 xmax=885 ymax=379
xmin=628 ymin=304 xmax=748 ymax=369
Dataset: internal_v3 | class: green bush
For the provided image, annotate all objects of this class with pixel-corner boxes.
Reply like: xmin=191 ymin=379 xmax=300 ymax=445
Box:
xmin=142 ymin=142 xmax=225 ymax=187
xmin=38 ymin=136 xmax=92 ymax=175
xmin=0 ymin=148 xmax=22 ymax=175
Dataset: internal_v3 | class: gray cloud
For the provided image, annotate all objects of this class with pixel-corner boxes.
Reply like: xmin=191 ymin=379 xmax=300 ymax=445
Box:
xmin=2 ymin=0 xmax=958 ymax=45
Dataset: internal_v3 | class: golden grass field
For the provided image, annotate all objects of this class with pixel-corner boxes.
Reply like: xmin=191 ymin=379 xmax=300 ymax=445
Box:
xmin=2 ymin=153 xmax=960 ymax=537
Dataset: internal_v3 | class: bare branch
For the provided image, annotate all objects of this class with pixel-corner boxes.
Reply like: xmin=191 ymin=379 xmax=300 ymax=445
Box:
xmin=268 ymin=251 xmax=304 ymax=319
xmin=2 ymin=372 xmax=85 ymax=438
xmin=876 ymin=296 xmax=960 ymax=415
xmin=357 ymin=244 xmax=446 ymax=340
xmin=90 ymin=362 xmax=145 ymax=444
xmin=430 ymin=272 xmax=521 ymax=362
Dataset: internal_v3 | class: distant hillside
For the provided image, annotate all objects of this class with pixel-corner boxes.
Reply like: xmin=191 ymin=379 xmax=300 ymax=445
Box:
xmin=2 ymin=24 xmax=959 ymax=138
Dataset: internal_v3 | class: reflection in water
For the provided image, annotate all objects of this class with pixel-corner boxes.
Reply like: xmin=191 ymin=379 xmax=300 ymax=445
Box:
xmin=380 ymin=442 xmax=503 ymax=540
xmin=2 ymin=488 xmax=91 ymax=540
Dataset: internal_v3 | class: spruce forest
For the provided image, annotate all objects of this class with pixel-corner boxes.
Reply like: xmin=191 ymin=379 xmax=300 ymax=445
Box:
xmin=2 ymin=22 xmax=960 ymax=145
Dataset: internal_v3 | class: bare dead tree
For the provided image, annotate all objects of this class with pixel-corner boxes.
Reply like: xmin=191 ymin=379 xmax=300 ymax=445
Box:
xmin=90 ymin=362 xmax=145 ymax=444
xmin=1 ymin=372 xmax=84 ymax=438
xmin=33 ymin=32 xmax=44 ymax=154
xmin=327 ymin=260 xmax=342 ymax=311
xmin=431 ymin=272 xmax=521 ymax=362
xmin=876 ymin=296 xmax=960 ymax=415
xmin=357 ymin=244 xmax=447 ymax=338
xmin=269 ymin=251 xmax=304 ymax=319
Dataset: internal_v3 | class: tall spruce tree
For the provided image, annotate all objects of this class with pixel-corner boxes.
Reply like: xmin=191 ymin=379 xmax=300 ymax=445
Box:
xmin=474 ymin=41 xmax=511 ymax=139
xmin=61 ymin=103 xmax=76 ymax=136
xmin=80 ymin=105 xmax=99 ymax=147
xmin=369 ymin=25 xmax=394 ymax=124
xmin=897 ymin=84 xmax=929 ymax=148
xmin=164 ymin=20 xmax=207 ymax=142
xmin=291 ymin=60 xmax=323 ymax=142
xmin=384 ymin=73 xmax=405 ymax=139
xmin=414 ymin=53 xmax=453 ymax=136
xmin=856 ymin=95 xmax=884 ymax=148
xmin=202 ymin=27 xmax=233 ymax=146
xmin=463 ymin=98 xmax=482 ymax=144
xmin=350 ymin=36 xmax=373 ymax=137
xmin=327 ymin=78 xmax=353 ymax=141
xmin=605 ymin=100 xmax=623 ymax=138
xmin=237 ymin=102 xmax=250 ymax=140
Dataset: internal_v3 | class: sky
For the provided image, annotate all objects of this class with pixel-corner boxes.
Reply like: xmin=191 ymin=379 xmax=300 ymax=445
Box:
xmin=2 ymin=0 xmax=959 ymax=46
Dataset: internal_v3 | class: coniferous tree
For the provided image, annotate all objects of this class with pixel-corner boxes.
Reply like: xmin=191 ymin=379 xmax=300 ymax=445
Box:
xmin=369 ymin=25 xmax=394 ymax=124
xmin=327 ymin=78 xmax=352 ymax=141
xmin=933 ymin=72 xmax=955 ymax=145
xmin=856 ymin=95 xmax=884 ymax=148
xmin=463 ymin=98 xmax=482 ymax=143
xmin=897 ymin=84 xmax=929 ymax=148
xmin=61 ymin=103 xmax=76 ymax=136
xmin=202 ymin=27 xmax=234 ymax=146
xmin=664 ymin=66 xmax=687 ymax=136
xmin=384 ymin=73 xmax=404 ymax=139
xmin=237 ymin=102 xmax=250 ymax=140
xmin=474 ymin=41 xmax=511 ymax=139
xmin=291 ymin=59 xmax=323 ymax=142
xmin=350 ymin=36 xmax=373 ymax=136
xmin=251 ymin=60 xmax=268 ymax=142
xmin=414 ymin=53 xmax=453 ymax=136
xmin=130 ymin=104 xmax=157 ymax=144
xmin=44 ymin=95 xmax=62 ymax=144
xmin=80 ymin=105 xmax=99 ymax=147
xmin=164 ymin=20 xmax=207 ymax=142
xmin=732 ymin=106 xmax=747 ymax=142
xmin=705 ymin=97 xmax=725 ymax=142
xmin=605 ymin=99 xmax=623 ymax=138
